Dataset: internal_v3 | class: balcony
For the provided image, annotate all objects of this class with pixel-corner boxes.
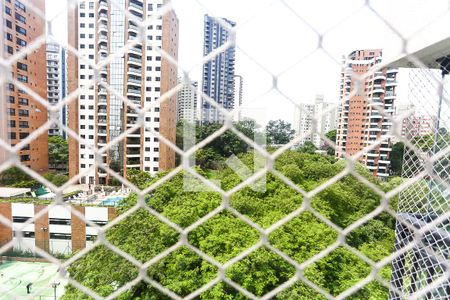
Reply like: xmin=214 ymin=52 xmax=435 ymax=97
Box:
xmin=98 ymin=1 xmax=108 ymax=13
xmin=127 ymin=67 xmax=142 ymax=76
xmin=128 ymin=47 xmax=142 ymax=55
xmin=128 ymin=24 xmax=139 ymax=34
xmin=98 ymin=13 xmax=108 ymax=22
xmin=372 ymin=88 xmax=385 ymax=94
xmin=386 ymin=68 xmax=399 ymax=74
xmin=373 ymin=72 xmax=386 ymax=81
xmin=127 ymin=56 xmax=141 ymax=66
xmin=98 ymin=34 xmax=108 ymax=44
xmin=98 ymin=88 xmax=107 ymax=96
xmin=127 ymin=78 xmax=141 ymax=87
xmin=129 ymin=2 xmax=143 ymax=14
xmin=127 ymin=88 xmax=141 ymax=97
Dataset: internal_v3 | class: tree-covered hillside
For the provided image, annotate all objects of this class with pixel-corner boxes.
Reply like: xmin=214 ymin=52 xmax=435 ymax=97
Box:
xmin=62 ymin=150 xmax=398 ymax=299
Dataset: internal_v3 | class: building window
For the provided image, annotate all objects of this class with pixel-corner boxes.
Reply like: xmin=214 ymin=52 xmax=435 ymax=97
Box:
xmin=19 ymin=121 xmax=29 ymax=128
xmin=17 ymin=75 xmax=28 ymax=83
xmin=12 ymin=216 xmax=30 ymax=223
xmin=8 ymin=120 xmax=16 ymax=128
xmin=50 ymin=233 xmax=72 ymax=240
xmin=6 ymin=33 xmax=13 ymax=42
xmin=15 ymin=1 xmax=26 ymax=12
xmin=17 ymin=62 xmax=27 ymax=71
xmin=15 ymin=12 xmax=26 ymax=24
xmin=8 ymin=96 xmax=15 ymax=103
xmin=7 ymin=46 xmax=13 ymax=54
xmin=49 ymin=218 xmax=71 ymax=226
xmin=16 ymin=25 xmax=26 ymax=35
xmin=7 ymin=108 xmax=15 ymax=116
xmin=16 ymin=38 xmax=27 ymax=47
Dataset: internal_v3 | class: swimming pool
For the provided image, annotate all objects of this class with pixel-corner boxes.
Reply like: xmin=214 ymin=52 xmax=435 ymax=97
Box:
xmin=100 ymin=196 xmax=125 ymax=206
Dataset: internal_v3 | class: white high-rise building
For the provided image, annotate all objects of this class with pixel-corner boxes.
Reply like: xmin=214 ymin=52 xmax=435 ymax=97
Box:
xmin=68 ymin=0 xmax=179 ymax=184
xmin=176 ymin=79 xmax=198 ymax=123
xmin=294 ymin=95 xmax=336 ymax=148
xmin=46 ymin=42 xmax=68 ymax=138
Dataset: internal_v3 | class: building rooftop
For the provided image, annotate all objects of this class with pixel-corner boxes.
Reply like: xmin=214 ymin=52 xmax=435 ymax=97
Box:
xmin=0 ymin=187 xmax=31 ymax=198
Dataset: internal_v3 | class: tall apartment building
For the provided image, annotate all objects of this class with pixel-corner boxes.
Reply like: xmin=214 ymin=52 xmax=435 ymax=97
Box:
xmin=294 ymin=95 xmax=336 ymax=148
xmin=46 ymin=42 xmax=67 ymax=138
xmin=68 ymin=0 xmax=179 ymax=185
xmin=201 ymin=15 xmax=236 ymax=123
xmin=176 ymin=79 xmax=198 ymax=123
xmin=336 ymin=49 xmax=398 ymax=178
xmin=2 ymin=0 xmax=48 ymax=173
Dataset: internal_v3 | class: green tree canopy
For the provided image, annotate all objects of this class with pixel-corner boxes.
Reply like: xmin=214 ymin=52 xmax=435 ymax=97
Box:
xmin=62 ymin=151 xmax=397 ymax=299
xmin=265 ymin=119 xmax=295 ymax=145
xmin=48 ymin=135 xmax=69 ymax=170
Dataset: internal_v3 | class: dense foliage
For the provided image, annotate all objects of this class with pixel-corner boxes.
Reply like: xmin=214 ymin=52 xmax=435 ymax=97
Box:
xmin=265 ymin=119 xmax=295 ymax=145
xmin=0 ymin=167 xmax=68 ymax=188
xmin=48 ymin=135 xmax=69 ymax=170
xmin=176 ymin=120 xmax=264 ymax=169
xmin=62 ymin=150 xmax=397 ymax=299
xmin=390 ymin=142 xmax=404 ymax=176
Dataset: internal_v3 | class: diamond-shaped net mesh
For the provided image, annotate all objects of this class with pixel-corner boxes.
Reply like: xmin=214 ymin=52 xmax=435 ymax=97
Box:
xmin=0 ymin=0 xmax=449 ymax=299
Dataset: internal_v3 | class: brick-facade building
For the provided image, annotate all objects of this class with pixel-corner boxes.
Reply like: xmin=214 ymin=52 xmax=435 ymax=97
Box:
xmin=3 ymin=0 xmax=48 ymax=173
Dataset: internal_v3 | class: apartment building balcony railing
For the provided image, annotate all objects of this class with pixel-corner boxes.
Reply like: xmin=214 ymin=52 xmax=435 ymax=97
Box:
xmin=128 ymin=47 xmax=142 ymax=55
xmin=127 ymin=56 xmax=141 ymax=65
xmin=98 ymin=34 xmax=108 ymax=44
xmin=373 ymin=72 xmax=386 ymax=81
xmin=128 ymin=24 xmax=139 ymax=33
xmin=127 ymin=67 xmax=142 ymax=76
xmin=127 ymin=88 xmax=141 ymax=97
xmin=98 ymin=1 xmax=108 ymax=12
xmin=129 ymin=2 xmax=143 ymax=14
xmin=372 ymin=88 xmax=385 ymax=94
xmin=98 ymin=13 xmax=108 ymax=22
xmin=387 ymin=68 xmax=399 ymax=73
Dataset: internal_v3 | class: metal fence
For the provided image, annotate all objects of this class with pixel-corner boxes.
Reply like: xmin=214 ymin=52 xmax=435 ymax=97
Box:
xmin=0 ymin=0 xmax=449 ymax=299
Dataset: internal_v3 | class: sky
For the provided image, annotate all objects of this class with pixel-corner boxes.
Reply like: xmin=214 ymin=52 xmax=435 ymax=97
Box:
xmin=45 ymin=0 xmax=450 ymax=126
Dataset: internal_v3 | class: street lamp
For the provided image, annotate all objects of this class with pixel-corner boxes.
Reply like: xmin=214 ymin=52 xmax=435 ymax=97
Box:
xmin=51 ymin=282 xmax=60 ymax=300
